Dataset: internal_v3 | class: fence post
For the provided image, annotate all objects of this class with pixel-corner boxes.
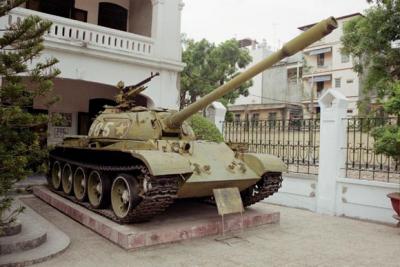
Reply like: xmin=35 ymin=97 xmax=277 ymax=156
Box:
xmin=316 ymin=89 xmax=348 ymax=215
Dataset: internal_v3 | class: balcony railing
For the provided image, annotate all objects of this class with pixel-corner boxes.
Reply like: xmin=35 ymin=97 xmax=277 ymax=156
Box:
xmin=5 ymin=8 xmax=154 ymax=57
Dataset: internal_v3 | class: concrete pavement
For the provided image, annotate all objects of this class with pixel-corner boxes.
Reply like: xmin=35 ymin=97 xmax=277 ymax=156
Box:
xmin=26 ymin=197 xmax=400 ymax=267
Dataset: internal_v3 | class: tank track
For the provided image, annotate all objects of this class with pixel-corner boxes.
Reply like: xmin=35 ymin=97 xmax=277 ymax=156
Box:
xmin=48 ymin=155 xmax=179 ymax=224
xmin=204 ymin=172 xmax=282 ymax=207
xmin=241 ymin=172 xmax=283 ymax=207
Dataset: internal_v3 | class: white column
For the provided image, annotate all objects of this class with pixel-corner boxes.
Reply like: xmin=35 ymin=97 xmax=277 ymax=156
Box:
xmin=205 ymin=102 xmax=227 ymax=133
xmin=151 ymin=0 xmax=165 ymax=58
xmin=316 ymin=89 xmax=348 ymax=215
xmin=151 ymin=0 xmax=182 ymax=60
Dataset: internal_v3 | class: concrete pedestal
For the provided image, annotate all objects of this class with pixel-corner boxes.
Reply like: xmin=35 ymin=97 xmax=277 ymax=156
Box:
xmin=33 ymin=186 xmax=280 ymax=250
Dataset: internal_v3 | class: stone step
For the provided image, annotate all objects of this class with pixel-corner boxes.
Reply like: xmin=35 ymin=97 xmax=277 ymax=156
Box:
xmin=0 ymin=198 xmax=70 ymax=267
xmin=0 ymin=220 xmax=47 ymax=255
xmin=0 ymin=221 xmax=22 ymax=237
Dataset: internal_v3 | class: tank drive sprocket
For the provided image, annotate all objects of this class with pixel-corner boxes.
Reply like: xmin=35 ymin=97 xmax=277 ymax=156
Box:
xmin=240 ymin=172 xmax=283 ymax=207
xmin=204 ymin=172 xmax=282 ymax=207
xmin=48 ymin=155 xmax=180 ymax=224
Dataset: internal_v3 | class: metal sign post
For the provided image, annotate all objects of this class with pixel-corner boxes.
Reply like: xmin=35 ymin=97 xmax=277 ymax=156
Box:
xmin=212 ymin=187 xmax=245 ymax=237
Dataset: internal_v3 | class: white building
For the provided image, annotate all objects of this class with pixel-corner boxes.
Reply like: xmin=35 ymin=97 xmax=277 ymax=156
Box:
xmin=300 ymin=13 xmax=362 ymax=117
xmin=233 ymin=39 xmax=272 ymax=106
xmin=0 ymin=0 xmax=184 ymax=143
xmin=229 ymin=38 xmax=304 ymax=122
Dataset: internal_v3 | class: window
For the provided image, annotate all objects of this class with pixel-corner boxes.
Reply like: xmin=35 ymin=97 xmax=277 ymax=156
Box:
xmin=234 ymin=114 xmax=241 ymax=122
xmin=27 ymin=0 xmax=74 ymax=18
xmin=98 ymin=3 xmax=128 ymax=31
xmin=268 ymin=112 xmax=277 ymax=120
xmin=317 ymin=53 xmax=325 ymax=67
xmin=72 ymin=8 xmax=88 ymax=22
xmin=341 ymin=53 xmax=350 ymax=63
xmin=346 ymin=79 xmax=354 ymax=84
xmin=316 ymin=81 xmax=324 ymax=97
xmin=347 ymin=109 xmax=353 ymax=114
xmin=251 ymin=113 xmax=259 ymax=121
xmin=251 ymin=113 xmax=259 ymax=126
xmin=268 ymin=112 xmax=277 ymax=127
xmin=335 ymin=78 xmax=341 ymax=88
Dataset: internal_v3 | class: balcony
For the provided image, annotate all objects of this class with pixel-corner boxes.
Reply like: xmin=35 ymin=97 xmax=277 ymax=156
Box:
xmin=5 ymin=8 xmax=154 ymax=57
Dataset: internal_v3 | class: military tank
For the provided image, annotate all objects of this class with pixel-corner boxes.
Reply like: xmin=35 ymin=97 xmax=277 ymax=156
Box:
xmin=48 ymin=17 xmax=337 ymax=223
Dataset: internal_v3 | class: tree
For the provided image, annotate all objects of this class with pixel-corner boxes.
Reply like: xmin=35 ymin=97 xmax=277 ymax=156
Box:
xmin=180 ymin=38 xmax=253 ymax=109
xmin=0 ymin=0 xmax=60 ymax=228
xmin=341 ymin=0 xmax=400 ymax=162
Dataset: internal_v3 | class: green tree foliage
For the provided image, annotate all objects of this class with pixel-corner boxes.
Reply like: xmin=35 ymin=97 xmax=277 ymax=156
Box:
xmin=180 ymin=38 xmax=253 ymax=109
xmin=0 ymin=0 xmax=60 ymax=227
xmin=341 ymin=0 xmax=400 ymax=162
xmin=188 ymin=114 xmax=224 ymax=143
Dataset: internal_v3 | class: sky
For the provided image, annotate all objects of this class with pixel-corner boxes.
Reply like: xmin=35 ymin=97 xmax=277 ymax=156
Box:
xmin=181 ymin=0 xmax=371 ymax=49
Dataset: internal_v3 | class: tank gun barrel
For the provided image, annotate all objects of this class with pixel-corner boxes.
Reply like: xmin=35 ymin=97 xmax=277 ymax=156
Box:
xmin=164 ymin=17 xmax=338 ymax=128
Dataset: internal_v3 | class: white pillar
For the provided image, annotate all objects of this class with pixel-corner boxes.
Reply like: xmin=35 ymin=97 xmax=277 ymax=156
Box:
xmin=205 ymin=102 xmax=227 ymax=133
xmin=316 ymin=89 xmax=348 ymax=215
xmin=151 ymin=0 xmax=182 ymax=60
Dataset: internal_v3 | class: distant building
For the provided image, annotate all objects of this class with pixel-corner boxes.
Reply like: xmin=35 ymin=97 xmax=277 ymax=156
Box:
xmin=233 ymin=39 xmax=272 ymax=106
xmin=299 ymin=13 xmax=362 ymax=117
xmin=229 ymin=13 xmax=362 ymax=122
xmin=0 ymin=0 xmax=184 ymax=144
xmin=229 ymin=39 xmax=303 ymax=122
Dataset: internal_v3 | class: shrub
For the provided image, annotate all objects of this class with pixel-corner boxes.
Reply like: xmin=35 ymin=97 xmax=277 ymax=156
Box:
xmin=188 ymin=114 xmax=224 ymax=143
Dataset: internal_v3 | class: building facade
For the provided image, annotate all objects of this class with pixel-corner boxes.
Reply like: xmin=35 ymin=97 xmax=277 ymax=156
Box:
xmin=0 ymin=0 xmax=184 ymax=144
xmin=300 ymin=13 xmax=362 ymax=117
xmin=229 ymin=42 xmax=303 ymax=122
xmin=229 ymin=13 xmax=362 ymax=122
xmin=233 ymin=39 xmax=271 ymax=106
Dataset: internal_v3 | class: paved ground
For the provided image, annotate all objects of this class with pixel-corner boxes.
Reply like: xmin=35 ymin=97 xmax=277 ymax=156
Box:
xmin=26 ymin=197 xmax=399 ymax=267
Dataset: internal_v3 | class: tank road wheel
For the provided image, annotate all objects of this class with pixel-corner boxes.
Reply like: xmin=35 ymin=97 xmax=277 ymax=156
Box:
xmin=61 ymin=163 xmax=74 ymax=195
xmin=111 ymin=175 xmax=141 ymax=220
xmin=88 ymin=170 xmax=111 ymax=209
xmin=50 ymin=161 xmax=62 ymax=190
xmin=73 ymin=167 xmax=88 ymax=201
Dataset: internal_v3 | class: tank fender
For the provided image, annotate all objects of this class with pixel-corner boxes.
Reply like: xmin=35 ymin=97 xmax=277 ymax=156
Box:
xmin=242 ymin=153 xmax=287 ymax=176
xmin=131 ymin=150 xmax=193 ymax=176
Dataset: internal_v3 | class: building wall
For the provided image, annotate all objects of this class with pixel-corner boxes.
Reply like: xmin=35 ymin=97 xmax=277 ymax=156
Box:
xmin=301 ymin=14 xmax=361 ymax=117
xmin=233 ymin=44 xmax=271 ymax=105
xmin=34 ymin=79 xmax=117 ymax=113
xmin=33 ymin=79 xmax=119 ymax=144
xmin=75 ymin=0 xmax=131 ymax=25
xmin=129 ymin=0 xmax=152 ymax=37
xmin=230 ymin=105 xmax=287 ymax=122
xmin=5 ymin=1 xmax=184 ymax=109
xmin=262 ymin=64 xmax=288 ymax=105
xmin=34 ymin=46 xmax=180 ymax=109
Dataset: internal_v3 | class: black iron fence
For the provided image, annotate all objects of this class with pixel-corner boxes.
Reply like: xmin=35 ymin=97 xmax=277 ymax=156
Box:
xmin=344 ymin=117 xmax=400 ymax=183
xmin=223 ymin=119 xmax=320 ymax=175
xmin=223 ymin=117 xmax=400 ymax=183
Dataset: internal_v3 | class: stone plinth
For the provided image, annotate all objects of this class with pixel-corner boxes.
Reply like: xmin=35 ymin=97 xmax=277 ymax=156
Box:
xmin=33 ymin=186 xmax=279 ymax=250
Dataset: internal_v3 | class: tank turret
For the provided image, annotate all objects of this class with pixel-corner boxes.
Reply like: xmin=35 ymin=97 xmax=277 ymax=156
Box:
xmin=48 ymin=17 xmax=338 ymax=224
xmin=163 ymin=16 xmax=337 ymax=131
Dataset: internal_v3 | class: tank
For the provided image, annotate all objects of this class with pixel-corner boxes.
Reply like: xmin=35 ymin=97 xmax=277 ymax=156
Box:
xmin=48 ymin=17 xmax=338 ymax=223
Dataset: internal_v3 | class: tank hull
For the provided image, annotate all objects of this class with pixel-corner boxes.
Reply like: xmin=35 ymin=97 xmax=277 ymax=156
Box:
xmin=48 ymin=138 xmax=283 ymax=223
xmin=52 ymin=140 xmax=263 ymax=198
xmin=176 ymin=141 xmax=260 ymax=198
